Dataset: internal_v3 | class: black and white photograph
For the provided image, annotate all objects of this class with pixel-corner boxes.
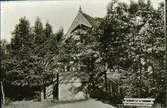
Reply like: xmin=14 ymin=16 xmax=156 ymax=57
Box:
xmin=0 ymin=0 xmax=166 ymax=108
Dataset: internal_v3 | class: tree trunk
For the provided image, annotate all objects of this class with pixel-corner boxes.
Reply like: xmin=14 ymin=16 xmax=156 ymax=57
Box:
xmin=104 ymin=62 xmax=108 ymax=93
xmin=139 ymin=56 xmax=142 ymax=98
xmin=1 ymin=81 xmax=5 ymax=104
xmin=165 ymin=0 xmax=167 ymax=107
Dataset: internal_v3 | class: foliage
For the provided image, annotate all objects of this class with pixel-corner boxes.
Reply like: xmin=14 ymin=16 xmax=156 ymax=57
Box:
xmin=2 ymin=17 xmax=64 ymax=100
xmin=1 ymin=0 xmax=165 ymax=104
xmin=102 ymin=0 xmax=165 ymax=103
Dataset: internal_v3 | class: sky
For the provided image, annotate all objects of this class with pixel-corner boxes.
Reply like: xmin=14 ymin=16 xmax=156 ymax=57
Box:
xmin=1 ymin=0 xmax=164 ymax=42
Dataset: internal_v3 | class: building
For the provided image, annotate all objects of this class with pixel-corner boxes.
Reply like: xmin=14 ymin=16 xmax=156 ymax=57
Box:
xmin=58 ymin=7 xmax=101 ymax=101
xmin=65 ymin=6 xmax=101 ymax=38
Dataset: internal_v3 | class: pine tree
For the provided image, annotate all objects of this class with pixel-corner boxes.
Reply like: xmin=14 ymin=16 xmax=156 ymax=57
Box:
xmin=7 ymin=17 xmax=34 ymax=87
xmin=32 ymin=18 xmax=53 ymax=87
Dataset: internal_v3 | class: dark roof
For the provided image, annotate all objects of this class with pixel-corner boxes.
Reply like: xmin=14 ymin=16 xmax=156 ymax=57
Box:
xmin=65 ymin=9 xmax=103 ymax=36
xmin=82 ymin=12 xmax=102 ymax=28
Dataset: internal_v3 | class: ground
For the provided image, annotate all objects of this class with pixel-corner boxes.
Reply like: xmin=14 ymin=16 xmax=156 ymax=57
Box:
xmin=4 ymin=99 xmax=116 ymax=108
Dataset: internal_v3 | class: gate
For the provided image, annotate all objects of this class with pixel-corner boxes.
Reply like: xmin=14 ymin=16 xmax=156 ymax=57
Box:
xmin=42 ymin=72 xmax=118 ymax=101
xmin=58 ymin=79 xmax=89 ymax=101
xmin=41 ymin=73 xmax=89 ymax=101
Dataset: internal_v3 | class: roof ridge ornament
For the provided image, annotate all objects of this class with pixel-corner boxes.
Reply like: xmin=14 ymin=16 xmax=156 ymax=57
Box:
xmin=79 ymin=5 xmax=82 ymax=13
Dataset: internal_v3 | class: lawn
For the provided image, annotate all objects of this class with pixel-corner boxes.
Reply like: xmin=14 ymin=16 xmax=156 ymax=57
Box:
xmin=4 ymin=99 xmax=116 ymax=108
xmin=4 ymin=99 xmax=163 ymax=108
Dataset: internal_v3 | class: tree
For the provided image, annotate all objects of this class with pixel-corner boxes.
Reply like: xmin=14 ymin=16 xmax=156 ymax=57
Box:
xmin=0 ymin=40 xmax=9 ymax=81
xmin=7 ymin=17 xmax=34 ymax=87
xmin=95 ymin=1 xmax=131 ymax=97
xmin=0 ymin=40 xmax=10 ymax=104
xmin=89 ymin=0 xmax=165 ymax=104
xmin=4 ymin=17 xmax=64 ymax=100
xmin=116 ymin=0 xmax=165 ymax=103
xmin=32 ymin=18 xmax=61 ymax=99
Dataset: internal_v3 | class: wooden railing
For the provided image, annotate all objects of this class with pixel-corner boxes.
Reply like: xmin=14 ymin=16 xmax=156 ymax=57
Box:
xmin=46 ymin=84 xmax=54 ymax=98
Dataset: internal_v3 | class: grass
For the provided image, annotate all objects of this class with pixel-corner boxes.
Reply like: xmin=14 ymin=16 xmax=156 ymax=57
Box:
xmin=3 ymin=99 xmax=116 ymax=108
xmin=3 ymin=99 xmax=164 ymax=108
xmin=4 ymin=100 xmax=51 ymax=108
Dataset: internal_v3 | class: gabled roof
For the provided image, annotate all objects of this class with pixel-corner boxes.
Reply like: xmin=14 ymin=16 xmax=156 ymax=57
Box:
xmin=66 ymin=7 xmax=101 ymax=36
xmin=82 ymin=13 xmax=102 ymax=28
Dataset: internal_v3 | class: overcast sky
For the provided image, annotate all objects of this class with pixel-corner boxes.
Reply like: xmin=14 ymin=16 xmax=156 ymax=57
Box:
xmin=1 ymin=0 xmax=164 ymax=42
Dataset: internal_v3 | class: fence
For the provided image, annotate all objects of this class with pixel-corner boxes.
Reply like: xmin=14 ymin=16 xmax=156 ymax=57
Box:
xmin=41 ymin=73 xmax=118 ymax=102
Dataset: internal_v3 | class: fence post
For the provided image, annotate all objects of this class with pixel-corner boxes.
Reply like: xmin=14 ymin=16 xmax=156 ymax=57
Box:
xmin=56 ymin=73 xmax=59 ymax=100
xmin=53 ymin=73 xmax=59 ymax=100
xmin=104 ymin=71 xmax=108 ymax=92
